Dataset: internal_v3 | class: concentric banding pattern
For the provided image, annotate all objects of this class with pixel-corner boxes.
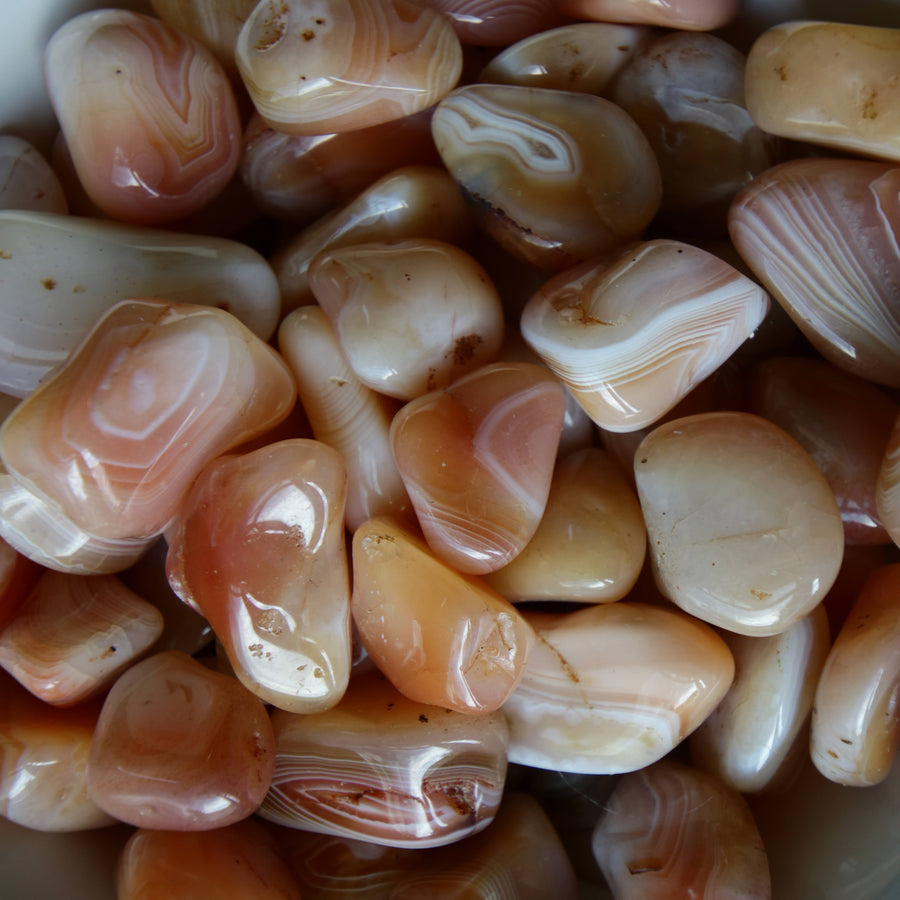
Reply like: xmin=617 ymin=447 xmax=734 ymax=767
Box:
xmin=423 ymin=0 xmax=561 ymax=46
xmin=878 ymin=412 xmax=900 ymax=545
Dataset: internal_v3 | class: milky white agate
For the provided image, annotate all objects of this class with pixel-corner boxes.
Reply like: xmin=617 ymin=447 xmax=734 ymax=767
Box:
xmin=690 ymin=604 xmax=830 ymax=794
xmin=0 ymin=300 xmax=296 ymax=574
xmin=0 ymin=137 xmax=67 ymax=214
xmin=729 ymin=158 xmax=900 ymax=388
xmin=432 ymin=84 xmax=661 ymax=271
xmin=521 ymin=240 xmax=768 ymax=432
xmin=278 ymin=307 xmax=412 ymax=531
xmin=503 ymin=603 xmax=734 ymax=774
xmin=878 ymin=412 xmax=900 ymax=547
xmin=310 ymin=239 xmax=504 ymax=400
xmin=421 ymin=0 xmax=561 ymax=46
xmin=236 ymin=0 xmax=462 ymax=135
xmin=391 ymin=362 xmax=565 ymax=574
xmin=0 ymin=210 xmax=281 ymax=398
xmin=166 ymin=440 xmax=352 ymax=714
xmin=746 ymin=21 xmax=900 ymax=162
xmin=272 ymin=166 xmax=470 ymax=314
xmin=636 ymin=412 xmax=844 ymax=636
xmin=480 ymin=23 xmax=654 ymax=94
xmin=812 ymin=564 xmax=900 ymax=787
xmin=258 ymin=672 xmax=509 ymax=848
xmin=0 ymin=571 xmax=163 ymax=707
xmin=592 ymin=760 xmax=771 ymax=899
xmin=45 ymin=10 xmax=241 ymax=225
xmin=557 ymin=0 xmax=740 ymax=31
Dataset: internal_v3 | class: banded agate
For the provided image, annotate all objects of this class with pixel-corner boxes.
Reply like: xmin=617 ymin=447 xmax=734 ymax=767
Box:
xmin=390 ymin=362 xmax=565 ymax=574
xmin=729 ymin=158 xmax=900 ymax=388
xmin=278 ymin=307 xmax=412 ymax=530
xmin=812 ymin=564 xmax=900 ymax=786
xmin=690 ymin=605 xmax=830 ymax=794
xmin=258 ymin=672 xmax=509 ymax=848
xmin=480 ymin=23 xmax=654 ymax=94
xmin=432 ymin=84 xmax=661 ymax=271
xmin=0 ymin=211 xmax=281 ymax=398
xmin=166 ymin=440 xmax=351 ymax=714
xmin=235 ymin=0 xmax=462 ymax=135
xmin=0 ymin=137 xmax=67 ymax=214
xmin=272 ymin=166 xmax=470 ymax=314
xmin=503 ymin=603 xmax=734 ymax=774
xmin=521 ymin=240 xmax=768 ymax=432
xmin=0 ymin=572 xmax=163 ymax=707
xmin=0 ymin=300 xmax=296 ymax=574
xmin=420 ymin=0 xmax=561 ymax=46
xmin=117 ymin=819 xmax=301 ymax=900
xmin=45 ymin=10 xmax=241 ymax=225
xmin=351 ymin=517 xmax=534 ymax=714
xmin=557 ymin=0 xmax=740 ymax=31
xmin=87 ymin=650 xmax=275 ymax=830
xmin=0 ymin=673 xmax=113 ymax=832
xmin=878 ymin=412 xmax=900 ymax=547
xmin=0 ymin=538 xmax=40 ymax=634
xmin=485 ymin=447 xmax=646 ymax=603
xmin=592 ymin=760 xmax=771 ymax=899
xmin=746 ymin=22 xmax=900 ymax=162
xmin=636 ymin=413 xmax=844 ymax=636
xmin=310 ymin=239 xmax=504 ymax=400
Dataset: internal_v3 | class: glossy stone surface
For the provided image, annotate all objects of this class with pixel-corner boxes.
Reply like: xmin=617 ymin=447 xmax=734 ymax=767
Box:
xmin=45 ymin=10 xmax=241 ymax=224
xmin=485 ymin=447 xmax=646 ymax=602
xmin=812 ymin=564 xmax=900 ymax=786
xmin=258 ymin=672 xmax=509 ymax=848
xmin=311 ymin=239 xmax=503 ymax=401
xmin=0 ymin=211 xmax=281 ymax=398
xmin=0 ymin=571 xmax=162 ymax=707
xmin=636 ymin=412 xmax=844 ymax=636
xmin=878 ymin=412 xmax=900 ymax=549
xmin=503 ymin=603 xmax=734 ymax=774
xmin=0 ymin=300 xmax=295 ymax=575
xmin=391 ymin=361 xmax=565 ymax=574
xmin=422 ymin=0 xmax=562 ymax=46
xmin=87 ymin=650 xmax=275 ymax=830
xmin=352 ymin=517 xmax=534 ymax=713
xmin=746 ymin=21 xmax=900 ymax=162
xmin=0 ymin=136 xmax=67 ymax=214
xmin=557 ymin=0 xmax=740 ymax=30
xmin=236 ymin=0 xmax=462 ymax=135
xmin=278 ymin=306 xmax=412 ymax=531
xmin=432 ymin=84 xmax=661 ymax=271
xmin=729 ymin=158 xmax=900 ymax=388
xmin=521 ymin=240 xmax=768 ymax=432
xmin=0 ymin=537 xmax=41 ymax=635
xmin=691 ymin=604 xmax=830 ymax=794
xmin=593 ymin=760 xmax=771 ymax=899
xmin=166 ymin=439 xmax=351 ymax=713
xmin=272 ymin=166 xmax=470 ymax=314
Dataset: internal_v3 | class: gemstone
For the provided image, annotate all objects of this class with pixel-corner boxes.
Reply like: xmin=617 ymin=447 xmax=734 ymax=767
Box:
xmin=0 ymin=136 xmax=67 ymax=214
xmin=421 ymin=0 xmax=562 ymax=46
xmin=878 ymin=411 xmax=900 ymax=547
xmin=556 ymin=0 xmax=740 ymax=31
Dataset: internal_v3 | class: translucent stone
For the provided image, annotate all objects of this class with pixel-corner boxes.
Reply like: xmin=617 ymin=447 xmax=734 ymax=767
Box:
xmin=0 ymin=211 xmax=281 ymax=398
xmin=87 ymin=650 xmax=275 ymax=830
xmin=278 ymin=306 xmax=412 ymax=530
xmin=690 ymin=604 xmax=830 ymax=794
xmin=746 ymin=21 xmax=900 ymax=162
xmin=0 ymin=672 xmax=114 ymax=832
xmin=635 ymin=412 xmax=844 ymax=636
xmin=166 ymin=439 xmax=351 ymax=714
xmin=812 ymin=564 xmax=900 ymax=786
xmin=592 ymin=759 xmax=771 ymax=899
xmin=235 ymin=0 xmax=462 ymax=135
xmin=503 ymin=603 xmax=734 ymax=774
xmin=258 ymin=671 xmax=509 ymax=848
xmin=432 ymin=84 xmax=661 ymax=271
xmin=351 ymin=517 xmax=535 ymax=713
xmin=557 ymin=0 xmax=740 ymax=31
xmin=420 ymin=0 xmax=562 ymax=46
xmin=0 ymin=300 xmax=296 ymax=574
xmin=521 ymin=240 xmax=768 ymax=432
xmin=484 ymin=447 xmax=646 ymax=603
xmin=480 ymin=23 xmax=654 ymax=94
xmin=0 ymin=571 xmax=163 ymax=707
xmin=241 ymin=110 xmax=440 ymax=225
xmin=310 ymin=239 xmax=504 ymax=401
xmin=390 ymin=362 xmax=565 ymax=574
xmin=117 ymin=819 xmax=302 ymax=900
xmin=878 ymin=412 xmax=900 ymax=547
xmin=272 ymin=166 xmax=470 ymax=314
xmin=750 ymin=357 xmax=898 ymax=545
xmin=45 ymin=10 xmax=241 ymax=225
xmin=610 ymin=31 xmax=782 ymax=235
xmin=0 ymin=536 xmax=41 ymax=634
xmin=0 ymin=136 xmax=67 ymax=214
xmin=729 ymin=158 xmax=900 ymax=388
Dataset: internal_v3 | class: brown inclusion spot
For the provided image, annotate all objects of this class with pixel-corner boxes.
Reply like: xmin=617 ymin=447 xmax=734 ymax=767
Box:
xmin=41 ymin=278 xmax=57 ymax=290
xmin=256 ymin=3 xmax=288 ymax=51
xmin=774 ymin=65 xmax=788 ymax=81
xmin=862 ymin=88 xmax=879 ymax=119
xmin=419 ymin=714 xmax=429 ymax=723
xmin=301 ymin=29 xmax=315 ymax=40
xmin=451 ymin=334 xmax=483 ymax=366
